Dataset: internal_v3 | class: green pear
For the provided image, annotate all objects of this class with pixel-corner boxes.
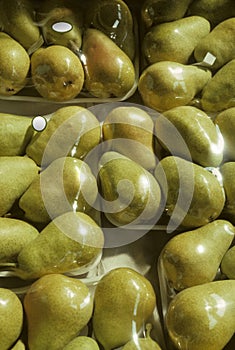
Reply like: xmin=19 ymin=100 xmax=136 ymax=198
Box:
xmin=26 ymin=106 xmax=101 ymax=166
xmin=138 ymin=61 xmax=211 ymax=112
xmin=194 ymin=18 xmax=235 ymax=71
xmin=143 ymin=16 xmax=210 ymax=65
xmin=31 ymin=45 xmax=84 ymax=101
xmin=156 ymin=106 xmax=224 ymax=167
xmin=221 ymin=245 xmax=235 ymax=279
xmin=92 ymin=267 xmax=156 ymax=350
xmin=98 ymin=151 xmax=162 ymax=226
xmin=214 ymin=107 xmax=235 ymax=161
xmin=154 ymin=156 xmax=225 ymax=228
xmin=0 ymin=288 xmax=23 ymax=350
xmin=0 ymin=113 xmax=34 ymax=156
xmin=19 ymin=157 xmax=98 ymax=224
xmin=220 ymin=162 xmax=235 ymax=223
xmin=0 ymin=156 xmax=38 ymax=216
xmin=201 ymin=59 xmax=235 ymax=112
xmin=0 ymin=217 xmax=39 ymax=263
xmin=0 ymin=32 xmax=30 ymax=96
xmin=102 ymin=106 xmax=156 ymax=170
xmin=24 ymin=273 xmax=93 ymax=350
xmin=81 ymin=28 xmax=136 ymax=98
xmin=63 ymin=336 xmax=99 ymax=350
xmin=10 ymin=340 xmax=25 ymax=350
xmin=160 ymin=220 xmax=235 ymax=291
xmin=166 ymin=280 xmax=235 ymax=350
xmin=122 ymin=324 xmax=162 ymax=350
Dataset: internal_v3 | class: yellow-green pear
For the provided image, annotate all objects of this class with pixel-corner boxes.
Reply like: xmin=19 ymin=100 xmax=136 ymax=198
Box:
xmin=122 ymin=324 xmax=162 ymax=350
xmin=221 ymin=245 xmax=235 ymax=279
xmin=26 ymin=106 xmax=101 ymax=166
xmin=102 ymin=106 xmax=156 ymax=170
xmin=24 ymin=273 xmax=93 ymax=350
xmin=0 ymin=156 xmax=38 ymax=217
xmin=63 ymin=336 xmax=99 ymax=350
xmin=0 ymin=32 xmax=30 ymax=96
xmin=0 ymin=288 xmax=23 ymax=350
xmin=156 ymin=106 xmax=224 ymax=167
xmin=220 ymin=162 xmax=235 ymax=224
xmin=166 ymin=280 xmax=235 ymax=350
xmin=10 ymin=340 xmax=25 ymax=350
xmin=143 ymin=16 xmax=210 ymax=65
xmin=154 ymin=156 xmax=225 ymax=228
xmin=92 ymin=267 xmax=156 ymax=350
xmin=81 ymin=28 xmax=136 ymax=98
xmin=201 ymin=59 xmax=235 ymax=112
xmin=19 ymin=157 xmax=98 ymax=224
xmin=138 ymin=61 xmax=211 ymax=112
xmin=160 ymin=220 xmax=235 ymax=291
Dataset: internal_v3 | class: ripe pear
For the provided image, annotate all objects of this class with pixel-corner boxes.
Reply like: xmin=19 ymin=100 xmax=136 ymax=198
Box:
xmin=0 ymin=288 xmax=23 ymax=350
xmin=0 ymin=32 xmax=30 ymax=96
xmin=102 ymin=106 xmax=156 ymax=170
xmin=160 ymin=220 xmax=235 ymax=291
xmin=0 ymin=113 xmax=34 ymax=156
xmin=138 ymin=61 xmax=211 ymax=112
xmin=81 ymin=28 xmax=136 ymax=98
xmin=122 ymin=324 xmax=162 ymax=350
xmin=98 ymin=151 xmax=162 ymax=226
xmin=63 ymin=336 xmax=99 ymax=350
xmin=166 ymin=280 xmax=235 ymax=350
xmin=214 ymin=107 xmax=235 ymax=161
xmin=156 ymin=106 xmax=224 ymax=167
xmin=220 ymin=162 xmax=235 ymax=224
xmin=19 ymin=157 xmax=98 ymax=224
xmin=143 ymin=16 xmax=210 ymax=65
xmin=31 ymin=45 xmax=84 ymax=101
xmin=24 ymin=273 xmax=93 ymax=350
xmin=26 ymin=106 xmax=101 ymax=166
xmin=92 ymin=267 xmax=156 ymax=350
xmin=154 ymin=156 xmax=225 ymax=229
xmin=221 ymin=245 xmax=235 ymax=279
xmin=194 ymin=18 xmax=235 ymax=70
xmin=201 ymin=59 xmax=235 ymax=112
xmin=10 ymin=340 xmax=25 ymax=350
xmin=0 ymin=156 xmax=38 ymax=216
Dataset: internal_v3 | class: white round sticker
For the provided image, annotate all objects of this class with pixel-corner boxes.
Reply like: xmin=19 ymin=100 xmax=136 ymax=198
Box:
xmin=32 ymin=116 xmax=47 ymax=132
xmin=52 ymin=22 xmax=73 ymax=33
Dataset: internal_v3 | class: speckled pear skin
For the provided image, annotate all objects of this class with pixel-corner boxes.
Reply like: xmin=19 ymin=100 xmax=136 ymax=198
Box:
xmin=63 ymin=336 xmax=100 ymax=350
xmin=0 ymin=156 xmax=38 ymax=217
xmin=0 ymin=288 xmax=23 ymax=350
xmin=143 ymin=16 xmax=210 ymax=65
xmin=157 ymin=106 xmax=224 ymax=167
xmin=24 ymin=274 xmax=93 ymax=350
xmin=160 ymin=220 xmax=235 ymax=291
xmin=166 ymin=280 xmax=235 ymax=350
xmin=221 ymin=246 xmax=235 ymax=279
xmin=220 ymin=162 xmax=235 ymax=224
xmin=92 ymin=267 xmax=156 ymax=350
xmin=154 ymin=156 xmax=225 ymax=228
xmin=10 ymin=340 xmax=25 ymax=350
xmin=122 ymin=324 xmax=162 ymax=349
xmin=102 ymin=106 xmax=156 ymax=170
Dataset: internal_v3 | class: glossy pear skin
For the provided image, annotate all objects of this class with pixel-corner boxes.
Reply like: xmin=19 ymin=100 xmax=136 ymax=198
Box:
xmin=10 ymin=340 xmax=25 ymax=350
xmin=166 ymin=280 xmax=235 ymax=350
xmin=63 ymin=336 xmax=99 ymax=350
xmin=24 ymin=274 xmax=93 ymax=350
xmin=160 ymin=220 xmax=235 ymax=291
xmin=221 ymin=246 xmax=235 ymax=279
xmin=220 ymin=162 xmax=235 ymax=223
xmin=122 ymin=324 xmax=162 ymax=349
xmin=0 ymin=288 xmax=23 ymax=350
xmin=92 ymin=267 xmax=156 ymax=350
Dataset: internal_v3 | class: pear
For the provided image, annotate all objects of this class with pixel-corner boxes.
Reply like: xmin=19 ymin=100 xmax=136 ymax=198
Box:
xmin=98 ymin=151 xmax=162 ymax=226
xmin=138 ymin=61 xmax=211 ymax=112
xmin=92 ymin=267 xmax=156 ymax=350
xmin=214 ymin=107 xmax=235 ymax=161
xmin=160 ymin=220 xmax=235 ymax=291
xmin=154 ymin=156 xmax=225 ymax=229
xmin=0 ymin=288 xmax=23 ymax=350
xmin=0 ymin=32 xmax=30 ymax=96
xmin=194 ymin=18 xmax=235 ymax=70
xmin=19 ymin=157 xmax=98 ymax=224
xmin=201 ymin=59 xmax=235 ymax=112
xmin=122 ymin=323 xmax=162 ymax=350
xmin=102 ymin=106 xmax=156 ymax=170
xmin=166 ymin=280 xmax=235 ymax=350
xmin=31 ymin=45 xmax=84 ymax=102
xmin=10 ymin=340 xmax=25 ymax=350
xmin=63 ymin=336 xmax=99 ymax=350
xmin=221 ymin=246 xmax=235 ymax=279
xmin=143 ymin=16 xmax=210 ymax=65
xmin=156 ymin=106 xmax=224 ymax=167
xmin=220 ymin=162 xmax=235 ymax=224
xmin=0 ymin=217 xmax=39 ymax=263
xmin=81 ymin=28 xmax=136 ymax=98
xmin=26 ymin=106 xmax=101 ymax=167
xmin=24 ymin=273 xmax=93 ymax=350
xmin=0 ymin=156 xmax=38 ymax=217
